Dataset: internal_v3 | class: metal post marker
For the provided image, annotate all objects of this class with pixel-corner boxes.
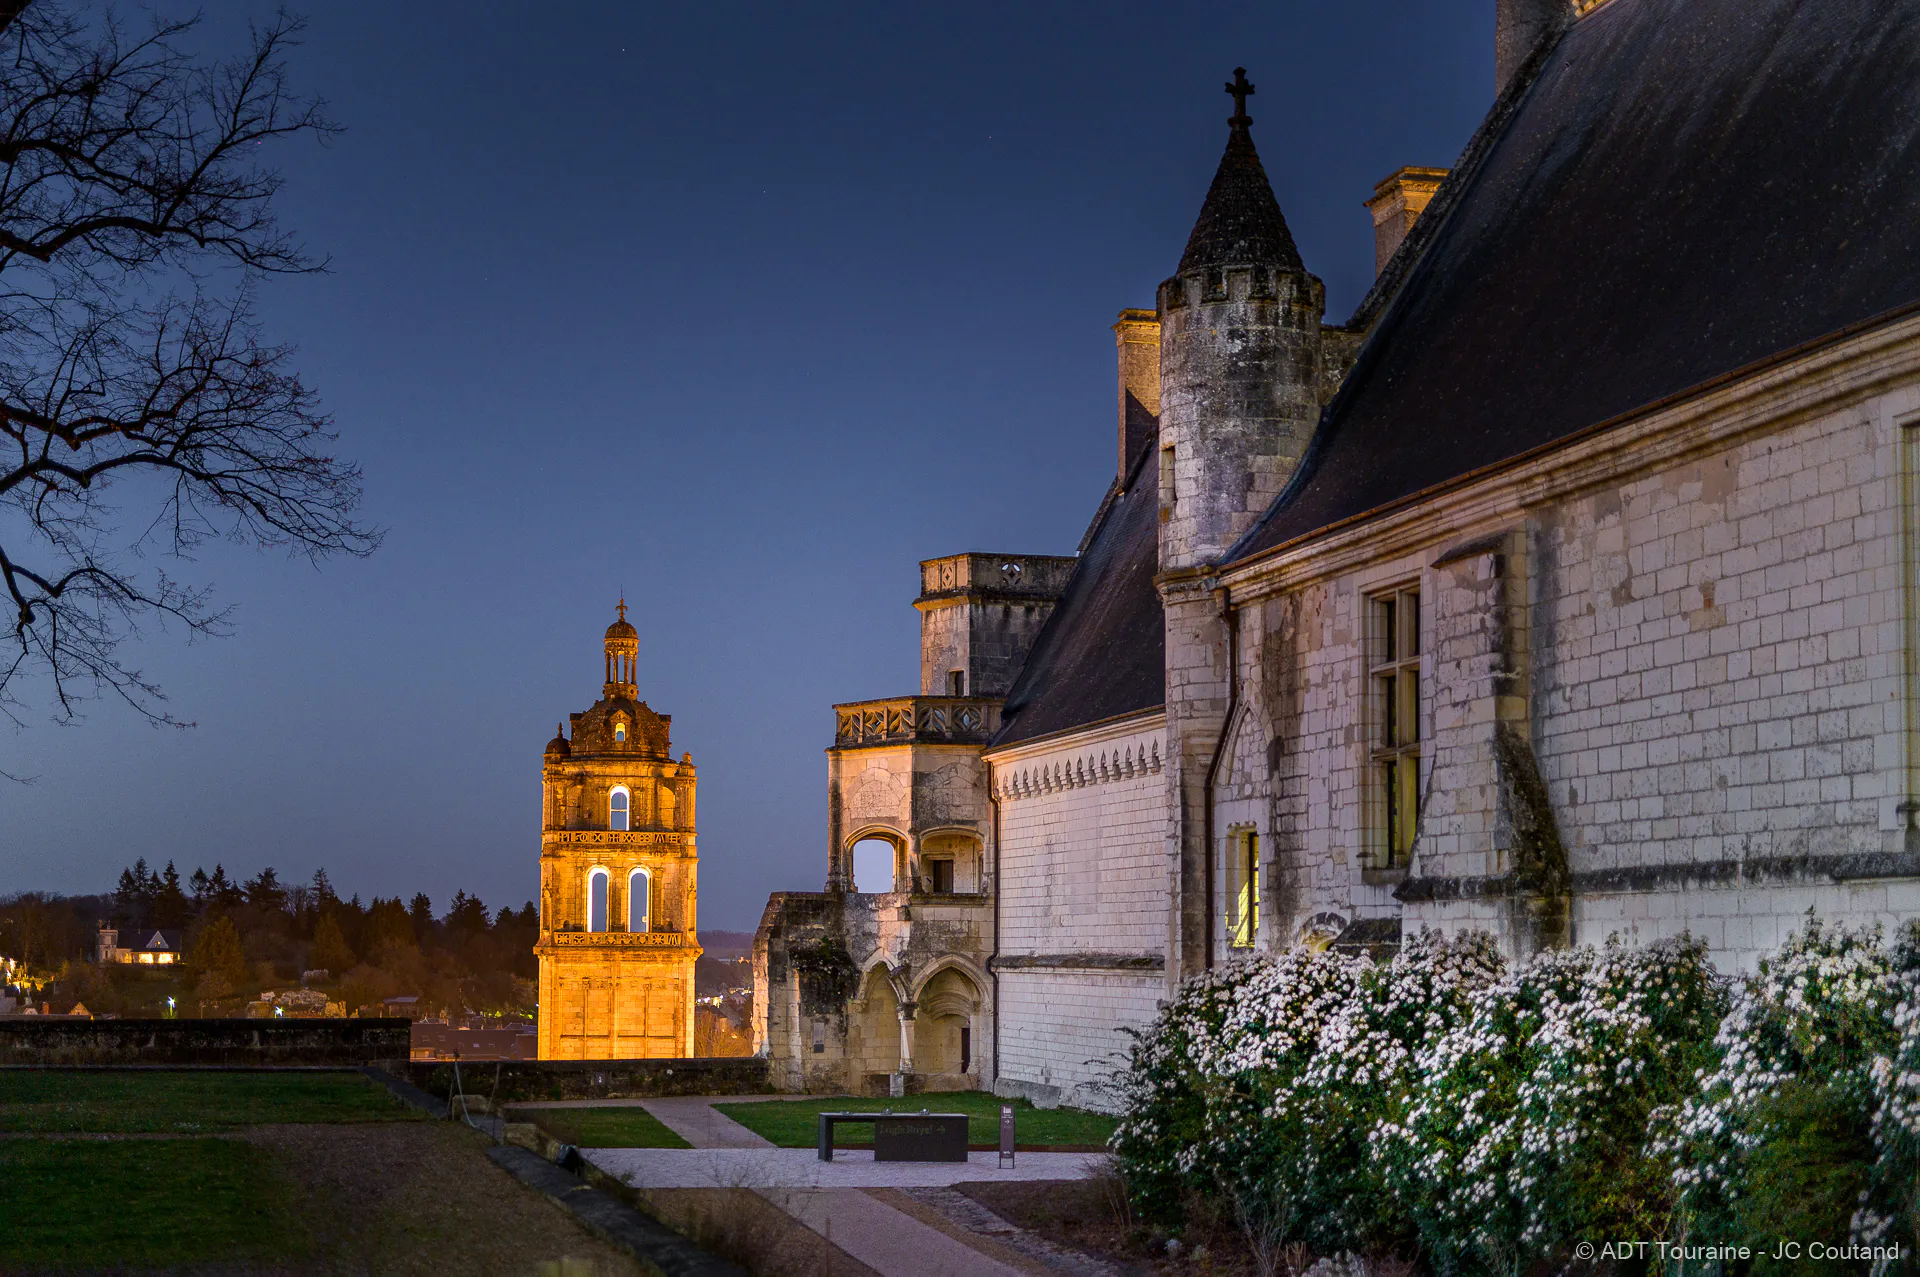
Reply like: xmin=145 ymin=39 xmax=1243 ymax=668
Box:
xmin=998 ymin=1104 xmax=1016 ymax=1169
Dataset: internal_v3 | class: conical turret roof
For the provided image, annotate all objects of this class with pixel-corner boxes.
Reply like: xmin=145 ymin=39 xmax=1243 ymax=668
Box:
xmin=1178 ymin=71 xmax=1302 ymax=273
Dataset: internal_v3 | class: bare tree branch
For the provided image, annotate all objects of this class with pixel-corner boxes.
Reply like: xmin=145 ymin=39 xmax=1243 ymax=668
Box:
xmin=0 ymin=4 xmax=378 ymax=728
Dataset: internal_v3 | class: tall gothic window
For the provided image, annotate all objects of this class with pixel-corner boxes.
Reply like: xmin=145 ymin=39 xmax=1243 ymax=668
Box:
xmin=1369 ymin=586 xmax=1423 ymax=868
xmin=1225 ymin=829 xmax=1259 ymax=949
xmin=628 ymin=868 xmax=650 ymax=932
xmin=588 ymin=869 xmax=609 ymax=932
xmin=609 ymin=787 xmax=630 ymax=831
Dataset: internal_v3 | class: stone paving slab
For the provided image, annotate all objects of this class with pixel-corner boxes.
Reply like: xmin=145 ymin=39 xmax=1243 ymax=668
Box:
xmin=762 ymin=1187 xmax=1029 ymax=1277
xmin=586 ymin=1146 xmax=1104 ymax=1190
xmin=638 ymin=1096 xmax=775 ymax=1149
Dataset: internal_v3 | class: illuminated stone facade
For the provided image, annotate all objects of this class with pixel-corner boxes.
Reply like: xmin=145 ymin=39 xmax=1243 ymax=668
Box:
xmin=536 ymin=603 xmax=700 ymax=1059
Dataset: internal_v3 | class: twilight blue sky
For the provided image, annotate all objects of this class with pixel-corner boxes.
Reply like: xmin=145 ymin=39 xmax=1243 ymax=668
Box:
xmin=1 ymin=1 xmax=1492 ymax=929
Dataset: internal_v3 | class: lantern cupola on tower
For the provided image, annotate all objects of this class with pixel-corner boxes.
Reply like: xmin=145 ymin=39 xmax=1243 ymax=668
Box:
xmin=604 ymin=599 xmax=638 ymax=700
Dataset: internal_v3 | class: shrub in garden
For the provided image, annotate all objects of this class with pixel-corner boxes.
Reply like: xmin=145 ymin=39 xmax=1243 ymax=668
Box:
xmin=1109 ymin=946 xmax=1364 ymax=1228
xmin=1668 ymin=917 xmax=1915 ymax=1269
xmin=1286 ymin=930 xmax=1505 ymax=1254
xmin=1378 ymin=936 xmax=1726 ymax=1274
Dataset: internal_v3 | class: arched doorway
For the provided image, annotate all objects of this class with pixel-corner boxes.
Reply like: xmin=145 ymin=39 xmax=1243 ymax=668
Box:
xmin=914 ymin=966 xmax=982 ymax=1080
xmin=850 ymin=965 xmax=903 ymax=1087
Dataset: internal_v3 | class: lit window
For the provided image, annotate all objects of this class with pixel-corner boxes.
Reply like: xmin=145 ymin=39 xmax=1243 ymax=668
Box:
xmin=609 ymin=788 xmax=630 ymax=831
xmin=628 ymin=869 xmax=650 ymax=932
xmin=1225 ymin=830 xmax=1259 ymax=949
xmin=1369 ymin=586 xmax=1423 ymax=869
xmin=614 ymin=721 xmax=627 ymax=742
xmin=588 ymin=870 xmax=609 ymax=932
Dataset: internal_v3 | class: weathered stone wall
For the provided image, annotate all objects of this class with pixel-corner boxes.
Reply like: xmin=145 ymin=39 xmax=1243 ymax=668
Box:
xmin=1203 ymin=337 xmax=1920 ymax=969
xmin=0 ymin=1018 xmax=410 ymax=1066
xmin=988 ymin=714 xmax=1169 ymax=1109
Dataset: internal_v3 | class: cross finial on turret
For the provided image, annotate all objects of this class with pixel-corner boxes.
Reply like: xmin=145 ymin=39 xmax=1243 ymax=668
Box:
xmin=616 ymin=597 xmax=627 ymax=622
xmin=1226 ymin=67 xmax=1254 ymax=127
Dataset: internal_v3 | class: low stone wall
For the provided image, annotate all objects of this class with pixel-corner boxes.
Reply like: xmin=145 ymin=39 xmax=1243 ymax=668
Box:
xmin=0 ymin=1018 xmax=411 ymax=1066
xmin=401 ymin=1055 xmax=770 ymax=1102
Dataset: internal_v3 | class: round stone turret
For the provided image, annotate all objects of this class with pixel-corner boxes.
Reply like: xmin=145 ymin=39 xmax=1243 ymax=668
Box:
xmin=1156 ymin=69 xmax=1326 ymax=571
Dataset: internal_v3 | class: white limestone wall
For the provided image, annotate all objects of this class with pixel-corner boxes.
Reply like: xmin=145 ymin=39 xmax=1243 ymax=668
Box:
xmin=989 ymin=714 xmax=1169 ymax=1110
xmin=1209 ymin=367 xmax=1920 ymax=972
xmin=995 ymin=970 xmax=1164 ymax=1111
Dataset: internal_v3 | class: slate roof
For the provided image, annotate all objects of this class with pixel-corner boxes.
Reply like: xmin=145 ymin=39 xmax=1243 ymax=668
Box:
xmin=989 ymin=442 xmax=1165 ymax=749
xmin=1232 ymin=0 xmax=1920 ymax=561
xmin=1178 ymin=117 xmax=1303 ymax=273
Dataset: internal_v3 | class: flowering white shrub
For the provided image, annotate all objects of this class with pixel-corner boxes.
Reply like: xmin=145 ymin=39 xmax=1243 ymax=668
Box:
xmin=1110 ymin=945 xmax=1365 ymax=1224
xmin=1281 ymin=930 xmax=1505 ymax=1253
xmin=1379 ymin=937 xmax=1725 ymax=1273
xmin=1667 ymin=917 xmax=1914 ymax=1262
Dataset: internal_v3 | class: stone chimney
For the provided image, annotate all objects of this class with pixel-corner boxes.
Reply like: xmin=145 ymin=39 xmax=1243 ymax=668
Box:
xmin=1496 ymin=0 xmax=1574 ymax=96
xmin=1113 ymin=309 xmax=1160 ymax=480
xmin=1364 ymin=167 xmax=1448 ymax=276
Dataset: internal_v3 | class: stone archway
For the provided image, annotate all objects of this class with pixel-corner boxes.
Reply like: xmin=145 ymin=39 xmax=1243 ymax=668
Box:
xmin=848 ymin=964 xmax=904 ymax=1089
xmin=912 ymin=965 xmax=983 ymax=1082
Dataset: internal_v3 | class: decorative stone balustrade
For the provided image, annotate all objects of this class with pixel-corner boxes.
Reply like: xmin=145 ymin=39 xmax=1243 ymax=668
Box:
xmin=543 ymin=931 xmax=690 ymax=948
xmin=832 ymin=696 xmax=1002 ymax=748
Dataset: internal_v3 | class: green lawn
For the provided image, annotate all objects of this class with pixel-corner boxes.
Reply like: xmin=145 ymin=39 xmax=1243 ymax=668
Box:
xmin=714 ymin=1093 xmax=1118 ymax=1149
xmin=0 ymin=1069 xmax=418 ymax=1133
xmin=512 ymin=1105 xmax=692 ymax=1148
xmin=0 ymin=1137 xmax=309 ymax=1269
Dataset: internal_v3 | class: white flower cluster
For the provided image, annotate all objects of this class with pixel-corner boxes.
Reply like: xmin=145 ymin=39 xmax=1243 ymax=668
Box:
xmin=1664 ymin=920 xmax=1900 ymax=1211
xmin=1381 ymin=937 xmax=1724 ymax=1269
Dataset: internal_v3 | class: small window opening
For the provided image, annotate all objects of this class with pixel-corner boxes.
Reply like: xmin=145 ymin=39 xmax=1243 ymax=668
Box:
xmin=609 ymin=788 xmax=630 ymax=831
xmin=928 ymin=859 xmax=955 ymax=894
xmin=850 ymin=839 xmax=896 ymax=893
xmin=947 ymin=669 xmax=966 ymax=696
xmin=1225 ymin=830 xmax=1259 ymax=949
xmin=614 ymin=721 xmax=627 ymax=742
xmin=588 ymin=870 xmax=609 ymax=933
xmin=1370 ymin=587 xmax=1423 ymax=868
xmin=628 ymin=868 xmax=650 ymax=932
xmin=960 ymin=1025 xmax=972 ymax=1072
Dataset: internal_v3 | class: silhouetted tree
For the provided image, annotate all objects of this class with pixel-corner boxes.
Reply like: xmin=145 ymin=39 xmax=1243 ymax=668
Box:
xmin=408 ymin=893 xmax=432 ymax=942
xmin=0 ymin=4 xmax=378 ymax=734
xmin=308 ymin=910 xmax=354 ymax=976
xmin=152 ymin=861 xmax=189 ymax=927
xmin=242 ymin=867 xmax=286 ymax=913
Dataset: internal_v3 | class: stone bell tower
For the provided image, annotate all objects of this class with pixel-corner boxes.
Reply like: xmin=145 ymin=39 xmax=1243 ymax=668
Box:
xmin=1158 ymin=70 xmax=1328 ymax=978
xmin=535 ymin=600 xmax=701 ymax=1059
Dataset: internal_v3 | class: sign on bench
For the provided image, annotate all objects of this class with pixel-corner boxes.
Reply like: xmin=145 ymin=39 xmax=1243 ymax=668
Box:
xmin=816 ymin=1110 xmax=969 ymax=1163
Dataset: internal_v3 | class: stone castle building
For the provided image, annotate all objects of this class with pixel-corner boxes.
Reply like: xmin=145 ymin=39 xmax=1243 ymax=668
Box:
xmin=537 ymin=603 xmax=700 ymax=1059
xmin=758 ymin=0 xmax=1920 ymax=1109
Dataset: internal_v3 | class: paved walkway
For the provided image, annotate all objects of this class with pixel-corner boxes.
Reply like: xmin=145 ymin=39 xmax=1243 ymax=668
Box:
xmin=572 ymin=1094 xmax=1106 ymax=1276
xmin=588 ymin=1146 xmax=1104 ymax=1189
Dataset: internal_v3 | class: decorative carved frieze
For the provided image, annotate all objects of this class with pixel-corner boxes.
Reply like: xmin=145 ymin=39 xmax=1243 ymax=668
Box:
xmin=994 ymin=739 xmax=1163 ymax=800
xmin=542 ymin=830 xmax=690 ymax=848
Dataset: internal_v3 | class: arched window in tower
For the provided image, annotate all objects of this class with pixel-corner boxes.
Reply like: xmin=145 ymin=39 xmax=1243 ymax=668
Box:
xmin=588 ymin=869 xmax=609 ymax=933
xmin=609 ymin=787 xmax=630 ymax=831
xmin=614 ymin=720 xmax=627 ymax=742
xmin=628 ymin=869 xmax=651 ymax=932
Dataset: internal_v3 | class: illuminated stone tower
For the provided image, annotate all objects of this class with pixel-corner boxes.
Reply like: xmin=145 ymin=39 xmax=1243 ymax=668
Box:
xmin=536 ymin=601 xmax=700 ymax=1059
